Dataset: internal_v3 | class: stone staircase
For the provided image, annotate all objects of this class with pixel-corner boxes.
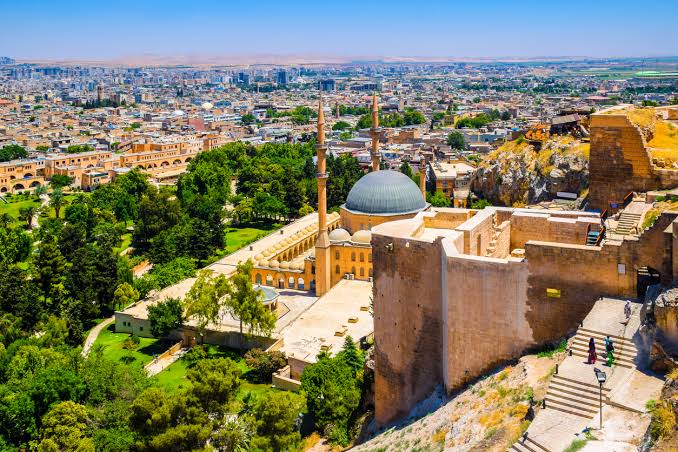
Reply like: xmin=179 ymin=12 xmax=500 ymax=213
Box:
xmin=507 ymin=298 xmax=657 ymax=452
xmin=509 ymin=435 xmax=550 ymax=452
xmin=613 ymin=211 xmax=641 ymax=235
xmin=569 ymin=328 xmax=638 ymax=370
xmin=585 ymin=230 xmax=600 ymax=246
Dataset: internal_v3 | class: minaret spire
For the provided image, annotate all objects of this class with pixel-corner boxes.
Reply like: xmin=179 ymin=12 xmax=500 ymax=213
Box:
xmin=314 ymin=90 xmax=331 ymax=296
xmin=370 ymin=92 xmax=380 ymax=172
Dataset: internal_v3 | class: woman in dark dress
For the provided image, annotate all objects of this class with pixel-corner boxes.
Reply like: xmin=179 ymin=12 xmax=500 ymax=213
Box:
xmin=587 ymin=337 xmax=597 ymax=364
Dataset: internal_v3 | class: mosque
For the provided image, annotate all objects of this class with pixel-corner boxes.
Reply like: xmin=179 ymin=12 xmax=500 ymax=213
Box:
xmin=250 ymin=93 xmax=429 ymax=295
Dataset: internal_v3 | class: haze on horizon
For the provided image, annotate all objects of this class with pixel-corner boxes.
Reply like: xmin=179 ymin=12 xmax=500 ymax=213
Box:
xmin=2 ymin=0 xmax=678 ymax=63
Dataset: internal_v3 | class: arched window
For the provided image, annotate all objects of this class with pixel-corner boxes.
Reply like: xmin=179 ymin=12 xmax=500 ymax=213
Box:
xmin=351 ymin=266 xmax=356 ymax=275
xmin=288 ymin=277 xmax=295 ymax=288
xmin=368 ymin=253 xmax=372 ymax=263
xmin=360 ymin=267 xmax=365 ymax=277
xmin=255 ymin=274 xmax=262 ymax=284
xmin=351 ymin=252 xmax=356 ymax=262
xmin=335 ymin=251 xmax=340 ymax=260
xmin=266 ymin=275 xmax=273 ymax=286
xmin=369 ymin=268 xmax=373 ymax=277
xmin=335 ymin=265 xmax=340 ymax=274
xmin=360 ymin=252 xmax=364 ymax=262
xmin=298 ymin=278 xmax=305 ymax=290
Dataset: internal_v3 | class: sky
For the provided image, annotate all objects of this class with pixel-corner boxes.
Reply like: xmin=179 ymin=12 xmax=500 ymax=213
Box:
xmin=2 ymin=0 xmax=678 ymax=62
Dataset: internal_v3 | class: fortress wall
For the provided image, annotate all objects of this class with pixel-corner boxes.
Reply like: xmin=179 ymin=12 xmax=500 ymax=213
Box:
xmin=442 ymin=249 xmax=531 ymax=392
xmin=423 ymin=208 xmax=474 ymax=229
xmin=588 ymin=114 xmax=658 ymax=210
xmin=490 ymin=220 xmax=511 ymax=258
xmin=372 ymin=231 xmax=444 ymax=425
xmin=455 ymin=208 xmax=494 ymax=255
xmin=510 ymin=212 xmax=595 ymax=250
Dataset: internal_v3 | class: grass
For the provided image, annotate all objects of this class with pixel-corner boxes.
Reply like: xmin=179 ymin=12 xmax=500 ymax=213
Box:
xmin=563 ymin=438 xmax=588 ymax=452
xmin=150 ymin=343 xmax=278 ymax=399
xmin=536 ymin=339 xmax=568 ymax=358
xmin=92 ymin=324 xmax=173 ymax=370
xmin=114 ymin=232 xmax=133 ymax=255
xmin=0 ymin=195 xmax=42 ymax=220
xmin=212 ymin=221 xmax=283 ymax=259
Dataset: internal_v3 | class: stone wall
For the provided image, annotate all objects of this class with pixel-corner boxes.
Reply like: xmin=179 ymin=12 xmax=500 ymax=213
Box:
xmin=372 ymin=230 xmax=444 ymax=425
xmin=510 ymin=211 xmax=597 ymax=250
xmin=588 ymin=112 xmax=678 ymax=210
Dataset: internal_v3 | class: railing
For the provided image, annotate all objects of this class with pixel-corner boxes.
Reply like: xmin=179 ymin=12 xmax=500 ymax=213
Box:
xmin=600 ymin=209 xmax=608 ymax=223
xmin=595 ymin=226 xmax=606 ymax=246
xmin=623 ymin=191 xmax=634 ymax=208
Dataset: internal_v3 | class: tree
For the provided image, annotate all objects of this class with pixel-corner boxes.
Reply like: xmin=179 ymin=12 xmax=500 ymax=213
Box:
xmin=50 ymin=174 xmax=73 ymax=189
xmin=399 ymin=161 xmax=414 ymax=178
xmin=338 ymin=336 xmax=363 ymax=377
xmin=147 ymin=297 xmax=183 ymax=337
xmin=49 ymin=188 xmax=66 ymax=219
xmin=184 ymin=270 xmax=230 ymax=339
xmin=403 ymin=108 xmax=426 ymax=125
xmin=332 ymin=121 xmax=351 ymax=131
xmin=113 ymin=282 xmax=139 ymax=311
xmin=37 ymin=401 xmax=94 ymax=452
xmin=19 ymin=205 xmax=37 ymax=230
xmin=0 ymin=144 xmax=28 ymax=162
xmin=34 ymin=239 xmax=67 ymax=301
xmin=446 ymin=131 xmax=466 ymax=150
xmin=300 ymin=355 xmax=361 ymax=446
xmin=186 ymin=358 xmax=241 ymax=411
xmin=224 ymin=261 xmax=276 ymax=350
xmin=244 ymin=349 xmax=287 ymax=383
xmin=247 ymin=391 xmax=306 ymax=452
xmin=427 ymin=191 xmax=451 ymax=207
xmin=241 ymin=113 xmax=256 ymax=125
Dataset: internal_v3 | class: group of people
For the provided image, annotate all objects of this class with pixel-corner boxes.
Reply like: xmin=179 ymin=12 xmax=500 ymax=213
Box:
xmin=587 ymin=335 xmax=615 ymax=366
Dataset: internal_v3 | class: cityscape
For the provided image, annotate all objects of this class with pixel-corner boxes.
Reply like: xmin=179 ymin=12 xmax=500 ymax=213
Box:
xmin=1 ymin=1 xmax=678 ymax=451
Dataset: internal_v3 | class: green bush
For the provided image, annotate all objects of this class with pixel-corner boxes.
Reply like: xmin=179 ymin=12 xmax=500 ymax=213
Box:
xmin=244 ymin=348 xmax=287 ymax=383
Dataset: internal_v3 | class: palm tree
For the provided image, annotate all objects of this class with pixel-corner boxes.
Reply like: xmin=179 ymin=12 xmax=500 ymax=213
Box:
xmin=0 ymin=213 xmax=13 ymax=228
xmin=19 ymin=206 xmax=37 ymax=230
xmin=49 ymin=188 xmax=66 ymax=219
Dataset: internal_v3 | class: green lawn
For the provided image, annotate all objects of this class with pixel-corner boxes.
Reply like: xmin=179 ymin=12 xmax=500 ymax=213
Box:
xmin=213 ymin=221 xmax=282 ymax=259
xmin=92 ymin=324 xmax=173 ymax=370
xmin=0 ymin=195 xmax=42 ymax=221
xmin=42 ymin=194 xmax=81 ymax=219
xmin=114 ymin=232 xmax=133 ymax=255
xmin=151 ymin=344 xmax=279 ymax=399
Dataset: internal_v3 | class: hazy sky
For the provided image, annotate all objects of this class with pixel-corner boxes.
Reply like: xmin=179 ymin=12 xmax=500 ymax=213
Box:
xmin=2 ymin=0 xmax=678 ymax=61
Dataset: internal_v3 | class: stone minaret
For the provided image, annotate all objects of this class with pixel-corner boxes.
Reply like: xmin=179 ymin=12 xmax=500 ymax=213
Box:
xmin=370 ymin=93 xmax=380 ymax=172
xmin=315 ymin=92 xmax=331 ymax=296
xmin=97 ymin=84 xmax=103 ymax=103
xmin=419 ymin=156 xmax=427 ymax=199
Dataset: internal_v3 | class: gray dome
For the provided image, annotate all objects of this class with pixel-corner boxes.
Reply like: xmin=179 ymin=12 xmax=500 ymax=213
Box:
xmin=344 ymin=170 xmax=426 ymax=215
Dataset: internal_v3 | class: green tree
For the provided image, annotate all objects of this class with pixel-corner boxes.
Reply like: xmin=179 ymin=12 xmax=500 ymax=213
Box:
xmin=241 ymin=113 xmax=256 ymax=125
xmin=427 ymin=191 xmax=451 ymax=207
xmin=37 ymin=401 xmax=94 ymax=452
xmin=34 ymin=239 xmax=67 ymax=301
xmin=49 ymin=188 xmax=66 ymax=219
xmin=224 ymin=261 xmax=276 ymax=350
xmin=446 ymin=131 xmax=466 ymax=150
xmin=187 ymin=358 xmax=241 ymax=411
xmin=49 ymin=174 xmax=73 ymax=189
xmin=332 ymin=120 xmax=351 ymax=131
xmin=19 ymin=205 xmax=37 ymax=230
xmin=184 ymin=270 xmax=230 ymax=340
xmin=247 ymin=391 xmax=306 ymax=452
xmin=338 ymin=336 xmax=363 ymax=377
xmin=113 ymin=282 xmax=139 ymax=311
xmin=147 ymin=297 xmax=183 ymax=337
xmin=399 ymin=161 xmax=414 ymax=178
xmin=403 ymin=108 xmax=426 ymax=125
xmin=0 ymin=144 xmax=28 ymax=162
xmin=244 ymin=349 xmax=287 ymax=383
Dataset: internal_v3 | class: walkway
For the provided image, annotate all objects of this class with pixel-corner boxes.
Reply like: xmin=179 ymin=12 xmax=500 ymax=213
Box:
xmin=144 ymin=347 xmax=189 ymax=376
xmin=509 ymin=298 xmax=664 ymax=452
xmin=81 ymin=316 xmax=114 ymax=356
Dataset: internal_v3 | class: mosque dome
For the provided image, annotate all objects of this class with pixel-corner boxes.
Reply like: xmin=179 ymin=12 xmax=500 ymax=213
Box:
xmin=280 ymin=261 xmax=290 ymax=270
xmin=201 ymin=102 xmax=214 ymax=110
xmin=344 ymin=170 xmax=426 ymax=215
xmin=172 ymin=109 xmax=186 ymax=117
xmin=351 ymin=230 xmax=372 ymax=244
xmin=269 ymin=260 xmax=279 ymax=269
xmin=329 ymin=228 xmax=351 ymax=242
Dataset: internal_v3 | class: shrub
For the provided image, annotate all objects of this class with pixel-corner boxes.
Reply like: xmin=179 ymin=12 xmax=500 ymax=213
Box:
xmin=649 ymin=400 xmax=676 ymax=440
xmin=244 ymin=348 xmax=287 ymax=383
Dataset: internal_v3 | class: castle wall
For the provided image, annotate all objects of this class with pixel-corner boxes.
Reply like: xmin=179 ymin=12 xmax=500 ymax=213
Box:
xmin=372 ymin=230 xmax=444 ymax=425
xmin=510 ymin=212 xmax=597 ymax=250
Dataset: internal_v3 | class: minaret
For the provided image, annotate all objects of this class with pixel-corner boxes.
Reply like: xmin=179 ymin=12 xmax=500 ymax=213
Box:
xmin=419 ymin=156 xmax=427 ymax=199
xmin=315 ymin=92 xmax=331 ymax=296
xmin=97 ymin=84 xmax=103 ymax=103
xmin=370 ymin=93 xmax=380 ymax=172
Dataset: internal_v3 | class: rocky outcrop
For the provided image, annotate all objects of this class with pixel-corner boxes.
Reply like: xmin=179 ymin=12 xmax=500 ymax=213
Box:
xmin=472 ymin=138 xmax=588 ymax=206
xmin=645 ymin=285 xmax=678 ymax=359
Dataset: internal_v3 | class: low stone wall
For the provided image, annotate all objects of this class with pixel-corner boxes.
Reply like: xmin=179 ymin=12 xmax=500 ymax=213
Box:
xmin=272 ymin=365 xmax=302 ymax=391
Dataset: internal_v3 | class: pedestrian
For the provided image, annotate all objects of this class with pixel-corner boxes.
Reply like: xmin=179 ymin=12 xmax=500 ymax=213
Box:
xmin=587 ymin=337 xmax=597 ymax=364
xmin=605 ymin=335 xmax=614 ymax=358
xmin=606 ymin=349 xmax=615 ymax=367
xmin=624 ymin=301 xmax=631 ymax=320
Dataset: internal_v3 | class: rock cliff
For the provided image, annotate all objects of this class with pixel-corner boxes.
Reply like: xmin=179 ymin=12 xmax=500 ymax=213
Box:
xmin=472 ymin=137 xmax=589 ymax=206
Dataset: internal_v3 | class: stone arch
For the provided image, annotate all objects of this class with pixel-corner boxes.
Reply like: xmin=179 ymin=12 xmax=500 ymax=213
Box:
xmin=0 ymin=187 xmax=7 ymax=193
xmin=288 ymin=276 xmax=295 ymax=289
xmin=360 ymin=267 xmax=365 ymax=277
xmin=13 ymin=183 xmax=25 ymax=191
xmin=265 ymin=275 xmax=273 ymax=286
xmin=23 ymin=173 xmax=33 ymax=179
xmin=137 ymin=164 xmax=145 ymax=169
xmin=297 ymin=278 xmax=305 ymax=290
xmin=9 ymin=175 xmax=15 ymax=180
xmin=255 ymin=273 xmax=262 ymax=285
xmin=335 ymin=264 xmax=340 ymax=274
xmin=185 ymin=157 xmax=192 ymax=163
xmin=351 ymin=266 xmax=356 ymax=275
xmin=30 ymin=181 xmax=41 ymax=188
xmin=86 ymin=164 xmax=94 ymax=169
xmin=173 ymin=159 xmax=181 ymax=165
xmin=161 ymin=161 xmax=170 ymax=167
xmin=351 ymin=252 xmax=356 ymax=262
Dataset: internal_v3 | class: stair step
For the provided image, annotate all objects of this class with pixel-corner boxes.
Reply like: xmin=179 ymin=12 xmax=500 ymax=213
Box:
xmin=577 ymin=328 xmax=635 ymax=344
xmin=525 ymin=436 xmax=550 ymax=452
xmin=546 ymin=388 xmax=602 ymax=409
xmin=545 ymin=397 xmax=597 ymax=414
xmin=510 ymin=442 xmax=535 ymax=452
xmin=570 ymin=340 xmax=637 ymax=359
xmin=549 ymin=381 xmax=605 ymax=402
xmin=570 ymin=349 xmax=634 ymax=368
xmin=543 ymin=400 xmax=595 ymax=419
xmin=552 ymin=374 xmax=611 ymax=392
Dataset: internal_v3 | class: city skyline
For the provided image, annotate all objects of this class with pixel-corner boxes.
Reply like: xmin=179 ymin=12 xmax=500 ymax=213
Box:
xmin=3 ymin=0 xmax=678 ymax=63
